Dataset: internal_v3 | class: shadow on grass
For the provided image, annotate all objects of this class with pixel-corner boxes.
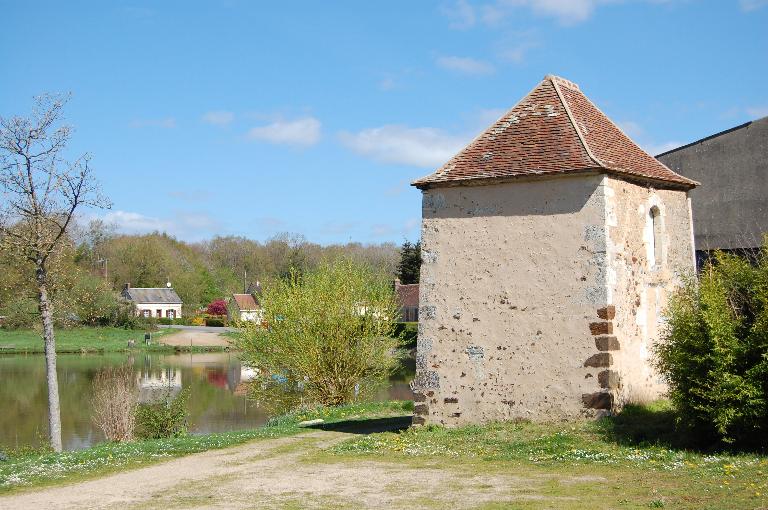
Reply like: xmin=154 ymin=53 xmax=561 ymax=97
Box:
xmin=596 ymin=402 xmax=764 ymax=454
xmin=309 ymin=415 xmax=412 ymax=435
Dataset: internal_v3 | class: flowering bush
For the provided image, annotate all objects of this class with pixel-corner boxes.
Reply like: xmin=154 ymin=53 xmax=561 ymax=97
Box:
xmin=206 ymin=299 xmax=227 ymax=316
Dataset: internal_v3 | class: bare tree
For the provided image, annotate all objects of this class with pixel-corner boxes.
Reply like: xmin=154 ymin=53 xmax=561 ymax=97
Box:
xmin=0 ymin=94 xmax=110 ymax=451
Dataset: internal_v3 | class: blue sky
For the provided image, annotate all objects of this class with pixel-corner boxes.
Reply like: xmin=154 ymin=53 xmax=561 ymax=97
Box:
xmin=2 ymin=1 xmax=766 ymax=244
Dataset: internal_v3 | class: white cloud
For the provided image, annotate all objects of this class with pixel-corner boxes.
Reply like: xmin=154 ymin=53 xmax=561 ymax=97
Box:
xmin=441 ymin=0 xmax=477 ymax=29
xmin=339 ymin=125 xmax=471 ymax=168
xmin=321 ymin=221 xmax=357 ymax=235
xmin=436 ymin=56 xmax=495 ymax=75
xmin=129 ymin=117 xmax=176 ymax=129
xmin=644 ymin=141 xmax=682 ymax=156
xmin=616 ymin=120 xmax=680 ymax=156
xmin=740 ymin=0 xmax=768 ymax=11
xmin=450 ymin=0 xmax=672 ymax=27
xmin=371 ymin=224 xmax=395 ymax=237
xmin=246 ymin=117 xmax=321 ymax=146
xmin=97 ymin=210 xmax=222 ymax=241
xmin=202 ymin=110 xmax=234 ymax=126
xmin=746 ymin=105 xmax=768 ymax=119
xmin=379 ymin=77 xmax=396 ymax=91
xmin=455 ymin=0 xmax=602 ymax=26
xmin=496 ymin=30 xmax=541 ymax=64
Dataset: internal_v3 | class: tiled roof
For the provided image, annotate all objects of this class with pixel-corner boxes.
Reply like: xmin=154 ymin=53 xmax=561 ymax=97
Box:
xmin=122 ymin=287 xmax=183 ymax=304
xmin=232 ymin=293 xmax=259 ymax=311
xmin=412 ymin=75 xmax=697 ymax=190
xmin=395 ymin=283 xmax=419 ymax=308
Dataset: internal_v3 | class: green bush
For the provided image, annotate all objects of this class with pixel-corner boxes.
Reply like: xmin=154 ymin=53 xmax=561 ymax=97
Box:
xmin=394 ymin=322 xmax=418 ymax=347
xmin=205 ymin=318 xmax=225 ymax=327
xmin=135 ymin=389 xmax=190 ymax=439
xmin=236 ymin=259 xmax=402 ymax=411
xmin=655 ymin=244 xmax=768 ymax=446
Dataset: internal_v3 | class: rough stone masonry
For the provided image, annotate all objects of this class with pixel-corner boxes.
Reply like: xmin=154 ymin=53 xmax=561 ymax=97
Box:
xmin=410 ymin=75 xmax=697 ymax=425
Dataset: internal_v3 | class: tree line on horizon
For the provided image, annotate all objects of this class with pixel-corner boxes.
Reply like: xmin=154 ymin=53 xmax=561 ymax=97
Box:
xmin=0 ymin=221 xmax=421 ymax=324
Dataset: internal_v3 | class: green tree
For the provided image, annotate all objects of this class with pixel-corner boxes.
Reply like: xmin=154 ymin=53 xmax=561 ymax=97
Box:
xmin=396 ymin=240 xmax=421 ymax=284
xmin=654 ymin=241 xmax=768 ymax=445
xmin=236 ymin=259 xmax=402 ymax=410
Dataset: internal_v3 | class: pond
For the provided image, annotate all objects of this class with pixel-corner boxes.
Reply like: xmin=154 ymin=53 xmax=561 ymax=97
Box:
xmin=0 ymin=352 xmax=415 ymax=451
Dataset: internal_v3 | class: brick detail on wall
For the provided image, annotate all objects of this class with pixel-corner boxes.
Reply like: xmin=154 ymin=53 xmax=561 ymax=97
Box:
xmin=414 ymin=402 xmax=429 ymax=416
xmin=595 ymin=335 xmax=620 ymax=351
xmin=596 ymin=305 xmax=616 ymax=320
xmin=582 ymin=392 xmax=614 ymax=409
xmin=412 ymin=416 xmax=426 ymax=426
xmin=589 ymin=321 xmax=613 ymax=335
xmin=584 ymin=352 xmax=613 ymax=368
xmin=598 ymin=370 xmax=621 ymax=389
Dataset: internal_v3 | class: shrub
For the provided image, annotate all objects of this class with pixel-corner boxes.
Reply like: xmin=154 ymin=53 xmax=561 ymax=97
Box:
xmin=157 ymin=317 xmax=173 ymax=325
xmin=191 ymin=316 xmax=205 ymax=326
xmin=235 ymin=259 xmax=402 ymax=411
xmin=91 ymin=365 xmax=138 ymax=442
xmin=135 ymin=388 xmax=190 ymax=439
xmin=204 ymin=317 xmax=225 ymax=327
xmin=394 ymin=322 xmax=418 ymax=347
xmin=206 ymin=299 xmax=227 ymax=316
xmin=654 ymin=244 xmax=768 ymax=445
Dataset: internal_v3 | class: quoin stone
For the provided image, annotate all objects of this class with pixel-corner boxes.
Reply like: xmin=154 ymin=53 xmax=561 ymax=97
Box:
xmin=410 ymin=75 xmax=697 ymax=425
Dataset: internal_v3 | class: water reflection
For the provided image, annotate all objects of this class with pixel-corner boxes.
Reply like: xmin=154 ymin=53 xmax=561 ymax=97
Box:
xmin=0 ymin=352 xmax=414 ymax=451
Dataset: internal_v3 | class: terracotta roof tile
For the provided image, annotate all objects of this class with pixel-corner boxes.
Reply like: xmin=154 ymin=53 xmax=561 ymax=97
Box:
xmin=395 ymin=283 xmax=419 ymax=308
xmin=232 ymin=293 xmax=259 ymax=310
xmin=412 ymin=76 xmax=697 ymax=189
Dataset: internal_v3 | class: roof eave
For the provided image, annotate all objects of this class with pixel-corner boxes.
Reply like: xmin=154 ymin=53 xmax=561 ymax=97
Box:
xmin=411 ymin=167 xmax=603 ymax=190
xmin=412 ymin=166 xmax=698 ymax=191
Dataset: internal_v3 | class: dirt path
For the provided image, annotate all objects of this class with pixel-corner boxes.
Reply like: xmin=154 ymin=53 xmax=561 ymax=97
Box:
xmin=0 ymin=430 xmax=583 ymax=509
xmin=159 ymin=330 xmax=232 ymax=348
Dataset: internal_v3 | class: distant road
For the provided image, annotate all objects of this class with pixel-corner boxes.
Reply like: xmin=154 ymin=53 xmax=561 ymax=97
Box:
xmin=158 ymin=325 xmax=238 ymax=333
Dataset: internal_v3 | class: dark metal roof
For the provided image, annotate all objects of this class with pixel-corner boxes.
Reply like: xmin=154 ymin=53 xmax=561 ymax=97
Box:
xmin=122 ymin=287 xmax=183 ymax=304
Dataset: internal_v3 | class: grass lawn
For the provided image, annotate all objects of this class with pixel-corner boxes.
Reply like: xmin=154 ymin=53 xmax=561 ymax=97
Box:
xmin=0 ymin=327 xmax=225 ymax=353
xmin=0 ymin=401 xmax=413 ymax=494
xmin=329 ymin=402 xmax=767 ymax=510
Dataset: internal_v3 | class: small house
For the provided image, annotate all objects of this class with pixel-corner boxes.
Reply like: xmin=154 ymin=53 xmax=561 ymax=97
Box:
xmin=394 ymin=279 xmax=419 ymax=322
xmin=122 ymin=284 xmax=183 ymax=319
xmin=411 ymin=75 xmax=697 ymax=426
xmin=229 ymin=293 xmax=262 ymax=322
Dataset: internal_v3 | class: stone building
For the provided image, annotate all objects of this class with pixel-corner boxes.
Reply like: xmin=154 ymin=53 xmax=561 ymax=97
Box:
xmin=411 ymin=75 xmax=698 ymax=425
xmin=656 ymin=115 xmax=768 ymax=265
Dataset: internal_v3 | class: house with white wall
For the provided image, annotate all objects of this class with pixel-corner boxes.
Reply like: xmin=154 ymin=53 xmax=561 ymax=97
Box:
xmin=122 ymin=284 xmax=183 ymax=319
xmin=229 ymin=293 xmax=262 ymax=322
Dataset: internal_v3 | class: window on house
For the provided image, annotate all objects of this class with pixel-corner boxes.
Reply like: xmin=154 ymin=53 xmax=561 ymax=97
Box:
xmin=168 ymin=309 xmax=176 ymax=319
xmin=156 ymin=309 xmax=162 ymax=318
xmin=143 ymin=309 xmax=150 ymax=318
xmin=649 ymin=206 xmax=662 ymax=268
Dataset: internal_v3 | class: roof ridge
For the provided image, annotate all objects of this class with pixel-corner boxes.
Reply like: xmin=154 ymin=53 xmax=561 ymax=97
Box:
xmin=428 ymin=78 xmax=554 ymax=180
xmin=550 ymin=77 xmax=604 ymax=168
xmin=545 ymin=74 xmax=580 ymax=91
xmin=566 ymin=86 xmax=696 ymax=185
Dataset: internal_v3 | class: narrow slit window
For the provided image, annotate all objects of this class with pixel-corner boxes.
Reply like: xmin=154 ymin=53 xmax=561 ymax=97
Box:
xmin=650 ymin=206 xmax=662 ymax=267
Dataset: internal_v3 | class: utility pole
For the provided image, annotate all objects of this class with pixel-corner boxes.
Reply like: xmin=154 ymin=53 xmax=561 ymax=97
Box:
xmin=244 ymin=268 xmax=247 ymax=294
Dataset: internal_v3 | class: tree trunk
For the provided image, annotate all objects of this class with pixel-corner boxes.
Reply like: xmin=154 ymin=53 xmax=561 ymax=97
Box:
xmin=37 ymin=265 xmax=63 ymax=452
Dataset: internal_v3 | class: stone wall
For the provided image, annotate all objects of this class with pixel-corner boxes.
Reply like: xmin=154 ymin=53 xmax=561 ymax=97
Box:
xmin=601 ymin=177 xmax=695 ymax=406
xmin=415 ymin=174 xmax=610 ymax=425
xmin=414 ymin=174 xmax=695 ymax=425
